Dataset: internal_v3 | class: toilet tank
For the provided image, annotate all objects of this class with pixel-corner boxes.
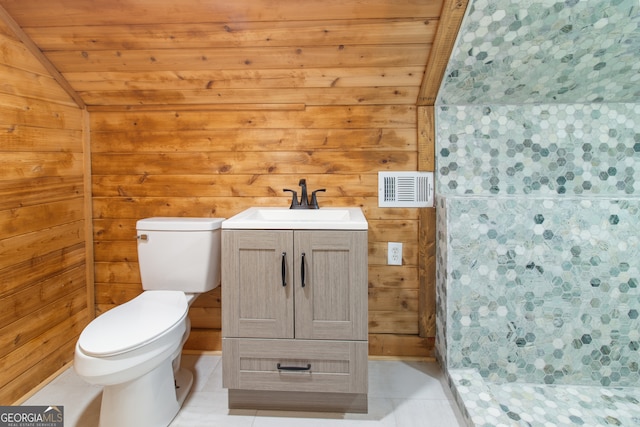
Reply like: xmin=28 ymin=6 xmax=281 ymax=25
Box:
xmin=136 ymin=217 xmax=224 ymax=292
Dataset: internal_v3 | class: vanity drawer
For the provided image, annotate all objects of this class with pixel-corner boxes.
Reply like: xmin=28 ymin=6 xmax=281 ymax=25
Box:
xmin=222 ymin=338 xmax=368 ymax=394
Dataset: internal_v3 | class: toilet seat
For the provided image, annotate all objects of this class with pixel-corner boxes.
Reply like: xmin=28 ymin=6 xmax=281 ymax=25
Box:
xmin=79 ymin=290 xmax=188 ymax=357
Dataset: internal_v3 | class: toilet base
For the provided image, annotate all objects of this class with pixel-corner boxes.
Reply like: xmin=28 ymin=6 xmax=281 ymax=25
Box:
xmin=98 ymin=357 xmax=192 ymax=427
xmin=175 ymin=367 xmax=194 ymax=407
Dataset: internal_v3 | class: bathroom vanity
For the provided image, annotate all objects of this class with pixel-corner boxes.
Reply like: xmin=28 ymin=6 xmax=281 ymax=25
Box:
xmin=221 ymin=207 xmax=368 ymax=413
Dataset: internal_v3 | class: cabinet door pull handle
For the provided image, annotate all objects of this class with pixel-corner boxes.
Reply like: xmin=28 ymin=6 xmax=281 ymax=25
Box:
xmin=277 ymin=363 xmax=311 ymax=371
xmin=301 ymin=252 xmax=306 ymax=287
xmin=281 ymin=252 xmax=287 ymax=287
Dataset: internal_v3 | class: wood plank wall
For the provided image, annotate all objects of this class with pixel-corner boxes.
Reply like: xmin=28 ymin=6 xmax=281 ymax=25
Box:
xmin=0 ymin=0 xmax=465 ymax=404
xmin=91 ymin=105 xmax=432 ymax=357
xmin=0 ymin=18 xmax=89 ymax=404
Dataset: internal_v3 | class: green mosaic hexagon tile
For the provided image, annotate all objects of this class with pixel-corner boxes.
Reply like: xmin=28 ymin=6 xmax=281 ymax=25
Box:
xmin=436 ymin=103 xmax=640 ymax=197
xmin=439 ymin=196 xmax=640 ymax=387
xmin=438 ymin=0 xmax=640 ymax=105
xmin=449 ymin=369 xmax=640 ymax=427
xmin=434 ymin=0 xmax=640 ymax=424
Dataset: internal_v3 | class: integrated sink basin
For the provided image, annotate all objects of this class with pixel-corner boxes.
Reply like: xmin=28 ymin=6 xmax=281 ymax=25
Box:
xmin=222 ymin=207 xmax=368 ymax=230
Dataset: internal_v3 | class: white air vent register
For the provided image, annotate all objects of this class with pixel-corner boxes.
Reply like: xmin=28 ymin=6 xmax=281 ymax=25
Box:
xmin=378 ymin=171 xmax=434 ymax=208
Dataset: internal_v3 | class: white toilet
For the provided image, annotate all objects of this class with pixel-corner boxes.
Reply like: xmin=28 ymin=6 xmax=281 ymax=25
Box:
xmin=74 ymin=217 xmax=224 ymax=427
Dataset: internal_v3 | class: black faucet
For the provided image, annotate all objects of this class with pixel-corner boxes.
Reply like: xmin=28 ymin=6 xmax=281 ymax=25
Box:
xmin=283 ymin=179 xmax=326 ymax=209
xmin=299 ymin=178 xmax=309 ymax=207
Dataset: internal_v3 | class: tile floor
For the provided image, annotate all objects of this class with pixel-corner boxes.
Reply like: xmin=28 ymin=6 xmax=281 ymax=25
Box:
xmin=24 ymin=355 xmax=466 ymax=427
xmin=450 ymin=368 xmax=640 ymax=427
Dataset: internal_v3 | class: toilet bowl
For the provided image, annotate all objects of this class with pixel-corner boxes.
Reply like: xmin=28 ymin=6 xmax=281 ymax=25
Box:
xmin=74 ymin=217 xmax=223 ymax=427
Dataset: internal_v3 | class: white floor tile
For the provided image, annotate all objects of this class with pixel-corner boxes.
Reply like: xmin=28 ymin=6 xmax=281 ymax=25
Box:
xmin=23 ymin=376 xmax=101 ymax=427
xmin=368 ymin=361 xmax=451 ymax=400
xmin=180 ymin=354 xmax=221 ymax=392
xmin=392 ymin=398 xmax=467 ymax=427
xmin=21 ymin=356 xmax=465 ymax=427
xmin=170 ymin=390 xmax=255 ymax=427
xmin=252 ymin=397 xmax=396 ymax=427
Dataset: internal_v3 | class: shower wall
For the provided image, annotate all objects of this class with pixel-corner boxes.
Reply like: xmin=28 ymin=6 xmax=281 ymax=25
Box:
xmin=434 ymin=0 xmax=640 ymax=389
xmin=435 ymin=103 xmax=640 ymax=386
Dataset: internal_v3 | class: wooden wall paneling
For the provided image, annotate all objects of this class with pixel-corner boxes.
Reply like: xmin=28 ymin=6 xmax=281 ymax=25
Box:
xmin=417 ymin=0 xmax=469 ymax=106
xmin=0 ymin=12 xmax=87 ymax=404
xmin=368 ymin=219 xmax=417 ymax=242
xmin=67 ymin=67 xmax=425 ymax=92
xmin=0 ymin=221 xmax=85 ymax=271
xmin=90 ymin=104 xmax=428 ymax=356
xmin=0 ymin=267 xmax=86 ymax=332
xmin=91 ymin=174 xmax=379 ymax=199
xmin=1 ymin=0 xmax=441 ymax=110
xmin=0 ymin=94 xmax=83 ymax=129
xmin=0 ymin=0 xmax=463 ymax=399
xmin=0 ymin=62 xmax=75 ymax=104
xmin=93 ymin=239 xmax=137 ymax=263
xmin=418 ymin=106 xmax=436 ymax=171
xmin=369 ymin=287 xmax=419 ymax=315
xmin=89 ymin=106 xmax=417 ymax=130
xmin=185 ymin=329 xmax=222 ymax=352
xmin=94 ymin=200 xmax=421 ymax=228
xmin=188 ymin=288 xmax=222 ymax=336
xmin=0 ymin=197 xmax=85 ymax=238
xmin=417 ymin=106 xmax=437 ymax=341
xmin=0 ymin=244 xmax=85 ymax=299
xmin=94 ymin=258 xmax=140 ymax=286
xmin=91 ymin=152 xmax=417 ymax=176
xmin=1 ymin=152 xmax=84 ymax=181
xmin=82 ymin=109 xmax=95 ymax=319
xmin=27 ymin=19 xmax=437 ymax=50
xmin=0 ymin=287 xmax=87 ymax=360
xmin=79 ymin=86 xmax=421 ymax=107
xmin=0 ymin=23 xmax=48 ymax=75
xmin=0 ymin=127 xmax=82 ymax=152
xmin=369 ymin=333 xmax=433 ymax=358
xmin=369 ymin=265 xmax=419 ymax=289
xmin=47 ymin=45 xmax=430 ymax=74
xmin=1 ymin=310 xmax=87 ymax=403
xmin=3 ymin=0 xmax=444 ymax=27
xmin=90 ymin=128 xmax=415 ymax=153
xmin=368 ymin=241 xmax=419 ymax=266
xmin=94 ymin=283 xmax=141 ymax=309
xmin=0 ymin=3 xmax=85 ymax=107
xmin=368 ymin=311 xmax=420 ymax=335
xmin=418 ymin=208 xmax=437 ymax=338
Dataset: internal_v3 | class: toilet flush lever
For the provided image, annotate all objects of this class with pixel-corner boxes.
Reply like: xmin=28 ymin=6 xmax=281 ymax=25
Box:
xmin=137 ymin=234 xmax=148 ymax=241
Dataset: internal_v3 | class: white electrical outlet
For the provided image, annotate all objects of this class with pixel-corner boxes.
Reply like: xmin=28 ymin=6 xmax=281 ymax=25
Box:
xmin=388 ymin=242 xmax=403 ymax=265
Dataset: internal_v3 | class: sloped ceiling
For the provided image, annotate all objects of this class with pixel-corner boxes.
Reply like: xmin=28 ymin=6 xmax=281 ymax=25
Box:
xmin=0 ymin=0 xmax=469 ymax=109
xmin=438 ymin=0 xmax=640 ymax=105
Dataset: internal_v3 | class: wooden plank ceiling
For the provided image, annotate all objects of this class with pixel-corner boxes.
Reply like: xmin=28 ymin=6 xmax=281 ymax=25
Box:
xmin=0 ymin=0 xmax=463 ymax=109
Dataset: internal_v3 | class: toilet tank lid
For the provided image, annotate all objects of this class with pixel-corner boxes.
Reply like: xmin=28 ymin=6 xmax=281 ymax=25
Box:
xmin=136 ymin=217 xmax=224 ymax=231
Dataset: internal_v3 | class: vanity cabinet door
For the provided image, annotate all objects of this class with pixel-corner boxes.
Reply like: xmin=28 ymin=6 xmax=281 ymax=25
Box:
xmin=294 ymin=230 xmax=368 ymax=341
xmin=222 ymin=230 xmax=294 ymax=339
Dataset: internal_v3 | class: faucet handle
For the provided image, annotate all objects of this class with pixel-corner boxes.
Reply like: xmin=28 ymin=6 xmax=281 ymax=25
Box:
xmin=310 ymin=189 xmax=326 ymax=209
xmin=283 ymin=189 xmax=299 ymax=208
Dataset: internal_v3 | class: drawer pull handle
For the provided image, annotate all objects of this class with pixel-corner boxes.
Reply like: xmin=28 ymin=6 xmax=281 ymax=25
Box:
xmin=301 ymin=252 xmax=306 ymax=287
xmin=281 ymin=252 xmax=287 ymax=287
xmin=277 ymin=363 xmax=311 ymax=371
